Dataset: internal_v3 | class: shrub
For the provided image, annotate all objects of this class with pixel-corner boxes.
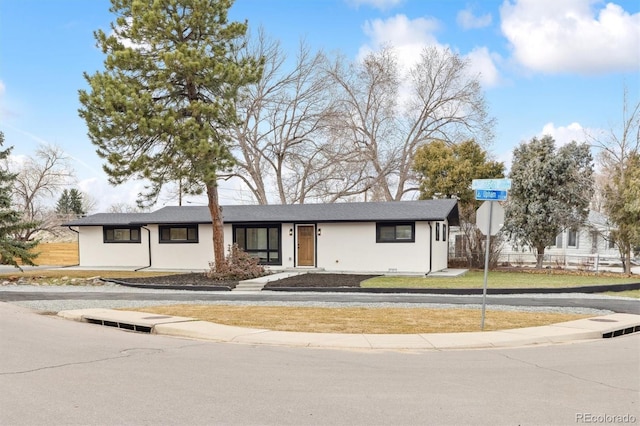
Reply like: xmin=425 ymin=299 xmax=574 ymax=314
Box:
xmin=206 ymin=244 xmax=266 ymax=281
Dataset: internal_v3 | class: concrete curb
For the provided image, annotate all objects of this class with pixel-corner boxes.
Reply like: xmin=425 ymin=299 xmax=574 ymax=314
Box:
xmin=57 ymin=309 xmax=640 ymax=351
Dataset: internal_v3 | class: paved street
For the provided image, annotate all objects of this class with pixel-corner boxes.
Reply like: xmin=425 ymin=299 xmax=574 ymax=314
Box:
xmin=1 ymin=302 xmax=639 ymax=425
xmin=1 ymin=288 xmax=639 ymax=314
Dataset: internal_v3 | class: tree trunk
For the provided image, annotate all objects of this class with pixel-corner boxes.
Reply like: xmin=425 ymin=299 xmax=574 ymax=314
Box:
xmin=207 ymin=184 xmax=226 ymax=271
xmin=624 ymin=248 xmax=632 ymax=275
xmin=535 ymin=246 xmax=545 ymax=269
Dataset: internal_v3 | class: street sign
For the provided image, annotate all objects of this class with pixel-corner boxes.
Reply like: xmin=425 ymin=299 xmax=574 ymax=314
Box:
xmin=472 ymin=178 xmax=512 ymax=191
xmin=476 ymin=201 xmax=505 ymax=236
xmin=475 ymin=189 xmax=508 ymax=201
xmin=473 ymin=178 xmax=512 ymax=331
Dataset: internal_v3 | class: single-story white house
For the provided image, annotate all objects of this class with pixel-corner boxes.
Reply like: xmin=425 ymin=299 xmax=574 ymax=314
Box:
xmin=63 ymin=199 xmax=459 ymax=274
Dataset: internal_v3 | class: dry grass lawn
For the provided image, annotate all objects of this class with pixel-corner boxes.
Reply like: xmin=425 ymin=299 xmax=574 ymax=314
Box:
xmin=130 ymin=305 xmax=592 ymax=334
xmin=0 ymin=270 xmax=181 ymax=280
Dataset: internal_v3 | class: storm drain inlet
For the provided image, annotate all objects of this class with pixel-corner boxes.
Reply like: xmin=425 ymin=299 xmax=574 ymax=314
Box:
xmin=85 ymin=318 xmax=152 ymax=333
xmin=602 ymin=325 xmax=640 ymax=339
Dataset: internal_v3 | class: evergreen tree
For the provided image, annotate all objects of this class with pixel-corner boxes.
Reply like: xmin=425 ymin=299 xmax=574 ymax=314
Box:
xmin=56 ymin=189 xmax=71 ymax=215
xmin=504 ymin=135 xmax=593 ymax=268
xmin=69 ymin=189 xmax=85 ymax=216
xmin=0 ymin=131 xmax=39 ymax=269
xmin=78 ymin=0 xmax=262 ymax=270
xmin=56 ymin=188 xmax=85 ymax=216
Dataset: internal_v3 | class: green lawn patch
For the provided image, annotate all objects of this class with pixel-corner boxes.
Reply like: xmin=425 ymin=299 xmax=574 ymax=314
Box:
xmin=362 ymin=270 xmax=639 ymax=289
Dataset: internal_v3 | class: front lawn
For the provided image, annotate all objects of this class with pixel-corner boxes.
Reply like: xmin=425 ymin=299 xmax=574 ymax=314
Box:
xmin=131 ymin=304 xmax=593 ymax=334
xmin=362 ymin=270 xmax=639 ymax=289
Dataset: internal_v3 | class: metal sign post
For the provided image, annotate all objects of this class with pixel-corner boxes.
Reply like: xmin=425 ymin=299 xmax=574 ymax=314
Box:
xmin=480 ymin=201 xmax=492 ymax=330
xmin=473 ymin=178 xmax=511 ymax=331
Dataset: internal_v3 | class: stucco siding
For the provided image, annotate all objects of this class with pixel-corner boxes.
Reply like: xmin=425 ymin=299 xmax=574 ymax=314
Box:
xmin=75 ymin=220 xmax=449 ymax=273
xmin=279 ymin=223 xmax=296 ymax=269
xmin=78 ymin=226 xmax=148 ymax=267
xmin=149 ymin=224 xmax=214 ymax=270
xmin=431 ymin=221 xmax=450 ymax=271
xmin=314 ymin=222 xmax=432 ymax=273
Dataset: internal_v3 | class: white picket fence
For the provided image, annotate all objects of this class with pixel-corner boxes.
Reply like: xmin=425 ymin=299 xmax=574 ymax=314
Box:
xmin=497 ymin=252 xmax=625 ymax=273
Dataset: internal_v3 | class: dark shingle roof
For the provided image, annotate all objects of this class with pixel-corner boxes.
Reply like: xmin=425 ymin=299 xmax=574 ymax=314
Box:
xmin=64 ymin=199 xmax=459 ymax=227
xmin=61 ymin=212 xmax=150 ymax=227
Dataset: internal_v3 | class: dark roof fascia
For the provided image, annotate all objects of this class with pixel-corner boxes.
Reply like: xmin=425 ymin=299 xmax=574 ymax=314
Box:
xmin=129 ymin=220 xmax=211 ymax=226
xmin=62 ymin=213 xmax=150 ymax=227
xmin=229 ymin=218 xmax=453 ymax=224
xmin=65 ymin=199 xmax=460 ymax=227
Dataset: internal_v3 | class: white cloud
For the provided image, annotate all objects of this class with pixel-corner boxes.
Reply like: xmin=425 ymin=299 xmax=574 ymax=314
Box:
xmin=500 ymin=122 xmax=601 ymax=173
xmin=539 ymin=121 xmax=591 ymax=145
xmin=457 ymin=8 xmax=492 ymax=29
xmin=465 ymin=46 xmax=502 ymax=87
xmin=78 ymin=177 xmax=144 ymax=212
xmin=359 ymin=14 xmax=440 ymax=68
xmin=359 ymin=14 xmax=502 ymax=88
xmin=500 ymin=0 xmax=640 ymax=74
xmin=0 ymin=79 xmax=10 ymax=121
xmin=347 ymin=0 xmax=403 ymax=10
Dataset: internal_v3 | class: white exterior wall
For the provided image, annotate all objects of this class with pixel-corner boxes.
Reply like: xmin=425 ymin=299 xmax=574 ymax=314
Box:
xmin=314 ymin=222 xmax=434 ymax=274
xmin=77 ymin=226 xmax=149 ymax=268
xmin=431 ymin=222 xmax=450 ymax=271
xmin=76 ymin=221 xmax=451 ymax=273
xmin=149 ymin=224 xmax=214 ymax=270
xmin=279 ymin=223 xmax=296 ymax=269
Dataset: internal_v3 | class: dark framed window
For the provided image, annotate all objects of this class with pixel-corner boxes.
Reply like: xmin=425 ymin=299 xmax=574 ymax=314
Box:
xmin=376 ymin=222 xmax=415 ymax=243
xmin=443 ymin=224 xmax=447 ymax=242
xmin=435 ymin=223 xmax=440 ymax=241
xmin=103 ymin=226 xmax=141 ymax=243
xmin=159 ymin=225 xmax=198 ymax=243
xmin=233 ymin=225 xmax=281 ymax=265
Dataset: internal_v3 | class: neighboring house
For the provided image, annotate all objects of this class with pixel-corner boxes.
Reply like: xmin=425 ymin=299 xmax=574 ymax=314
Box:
xmin=497 ymin=210 xmax=619 ymax=267
xmin=63 ymin=199 xmax=459 ymax=274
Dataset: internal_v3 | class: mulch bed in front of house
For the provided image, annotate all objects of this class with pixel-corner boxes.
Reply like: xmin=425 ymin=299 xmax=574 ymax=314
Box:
xmin=263 ymin=273 xmax=380 ymax=288
xmin=114 ymin=272 xmax=380 ymax=289
xmin=113 ymin=273 xmax=239 ymax=289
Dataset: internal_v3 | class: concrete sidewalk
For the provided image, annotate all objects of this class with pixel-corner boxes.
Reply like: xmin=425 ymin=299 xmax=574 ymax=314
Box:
xmin=58 ymin=308 xmax=640 ymax=351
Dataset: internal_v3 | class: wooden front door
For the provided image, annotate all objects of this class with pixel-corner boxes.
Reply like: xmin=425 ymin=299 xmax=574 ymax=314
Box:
xmin=297 ymin=225 xmax=315 ymax=267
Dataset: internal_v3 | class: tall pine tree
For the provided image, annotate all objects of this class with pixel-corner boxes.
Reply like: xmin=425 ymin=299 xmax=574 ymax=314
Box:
xmin=78 ymin=0 xmax=262 ymax=270
xmin=0 ymin=131 xmax=39 ymax=269
xmin=56 ymin=188 xmax=85 ymax=216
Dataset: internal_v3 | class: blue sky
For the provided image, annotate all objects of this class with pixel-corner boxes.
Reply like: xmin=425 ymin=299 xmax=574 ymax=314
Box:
xmin=1 ymin=0 xmax=639 ymax=211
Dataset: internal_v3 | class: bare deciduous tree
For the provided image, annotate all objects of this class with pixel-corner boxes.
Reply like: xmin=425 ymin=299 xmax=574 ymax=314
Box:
xmin=590 ymin=87 xmax=640 ymax=274
xmin=229 ymin=31 xmax=366 ymax=204
xmin=8 ymin=144 xmax=75 ymax=240
xmin=326 ymin=45 xmax=495 ymax=201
